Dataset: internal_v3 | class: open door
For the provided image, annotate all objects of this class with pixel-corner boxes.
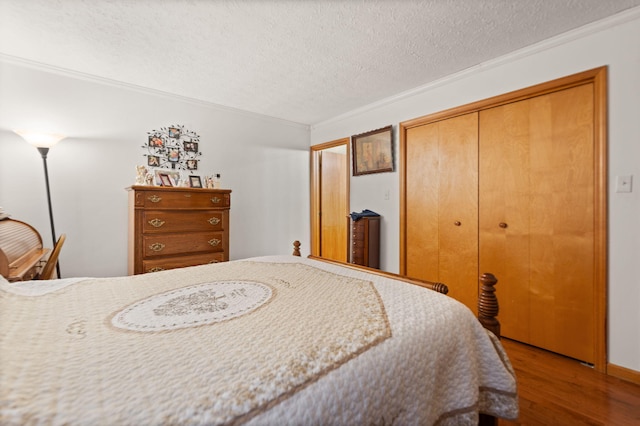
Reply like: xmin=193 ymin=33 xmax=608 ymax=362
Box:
xmin=311 ymin=139 xmax=349 ymax=261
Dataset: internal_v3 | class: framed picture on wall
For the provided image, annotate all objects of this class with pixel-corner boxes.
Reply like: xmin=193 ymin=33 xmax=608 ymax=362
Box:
xmin=147 ymin=155 xmax=160 ymax=167
xmin=183 ymin=141 xmax=198 ymax=152
xmin=168 ymin=149 xmax=180 ymax=163
xmin=148 ymin=135 xmax=164 ymax=148
xmin=352 ymin=125 xmax=393 ymax=176
xmin=168 ymin=127 xmax=181 ymax=139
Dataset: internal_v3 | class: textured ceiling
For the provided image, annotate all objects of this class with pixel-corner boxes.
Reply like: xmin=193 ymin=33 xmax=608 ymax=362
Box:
xmin=1 ymin=0 xmax=639 ymax=125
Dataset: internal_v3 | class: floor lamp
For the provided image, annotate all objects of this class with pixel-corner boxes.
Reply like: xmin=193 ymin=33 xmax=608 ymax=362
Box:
xmin=15 ymin=130 xmax=65 ymax=279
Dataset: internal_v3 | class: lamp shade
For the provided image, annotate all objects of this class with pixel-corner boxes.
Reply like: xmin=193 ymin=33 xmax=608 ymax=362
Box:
xmin=14 ymin=130 xmax=66 ymax=148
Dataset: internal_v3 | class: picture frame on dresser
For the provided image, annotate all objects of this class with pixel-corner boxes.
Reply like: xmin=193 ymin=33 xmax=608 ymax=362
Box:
xmin=154 ymin=169 xmax=180 ymax=186
xmin=159 ymin=173 xmax=173 ymax=187
xmin=189 ymin=175 xmax=202 ymax=188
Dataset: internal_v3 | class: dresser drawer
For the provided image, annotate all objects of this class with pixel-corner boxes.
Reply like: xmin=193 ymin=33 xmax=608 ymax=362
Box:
xmin=142 ymin=211 xmax=225 ymax=233
xmin=351 ymin=252 xmax=364 ymax=264
xmin=352 ymin=222 xmax=366 ymax=236
xmin=352 ymin=238 xmax=366 ymax=248
xmin=141 ymin=191 xmax=230 ymax=209
xmin=142 ymin=252 xmax=226 ymax=273
xmin=352 ymin=229 xmax=365 ymax=241
xmin=143 ymin=232 xmax=225 ymax=257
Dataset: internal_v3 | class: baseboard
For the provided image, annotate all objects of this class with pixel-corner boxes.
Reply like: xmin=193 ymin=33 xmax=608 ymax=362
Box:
xmin=608 ymin=363 xmax=640 ymax=385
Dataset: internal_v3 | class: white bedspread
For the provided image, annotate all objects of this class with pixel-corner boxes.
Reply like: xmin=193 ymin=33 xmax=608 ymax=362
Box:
xmin=0 ymin=255 xmax=517 ymax=425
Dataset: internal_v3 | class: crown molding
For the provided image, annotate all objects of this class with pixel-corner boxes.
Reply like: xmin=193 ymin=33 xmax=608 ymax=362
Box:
xmin=0 ymin=53 xmax=310 ymax=131
xmin=311 ymin=6 xmax=640 ymax=130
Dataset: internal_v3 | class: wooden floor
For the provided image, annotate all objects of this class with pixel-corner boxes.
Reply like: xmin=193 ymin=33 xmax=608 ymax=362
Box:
xmin=498 ymin=339 xmax=640 ymax=425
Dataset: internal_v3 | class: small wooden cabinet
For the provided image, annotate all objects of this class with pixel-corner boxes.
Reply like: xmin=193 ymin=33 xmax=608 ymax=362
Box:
xmin=350 ymin=216 xmax=380 ymax=269
xmin=127 ymin=186 xmax=231 ymax=275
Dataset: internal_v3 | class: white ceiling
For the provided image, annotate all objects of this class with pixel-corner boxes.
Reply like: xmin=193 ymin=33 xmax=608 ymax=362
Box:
xmin=1 ymin=0 xmax=639 ymax=125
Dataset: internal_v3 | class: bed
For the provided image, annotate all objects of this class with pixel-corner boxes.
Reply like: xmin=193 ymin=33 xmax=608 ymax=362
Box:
xmin=0 ymin=245 xmax=518 ymax=425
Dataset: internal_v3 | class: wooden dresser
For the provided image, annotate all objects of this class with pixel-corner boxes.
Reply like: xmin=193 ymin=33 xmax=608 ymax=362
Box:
xmin=350 ymin=216 xmax=380 ymax=269
xmin=127 ymin=186 xmax=231 ymax=275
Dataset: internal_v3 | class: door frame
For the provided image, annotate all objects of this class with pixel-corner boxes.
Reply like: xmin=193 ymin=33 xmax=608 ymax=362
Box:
xmin=310 ymin=138 xmax=350 ymax=258
xmin=399 ymin=67 xmax=608 ymax=372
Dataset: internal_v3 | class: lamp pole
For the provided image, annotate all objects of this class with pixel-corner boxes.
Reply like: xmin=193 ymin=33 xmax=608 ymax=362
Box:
xmin=15 ymin=130 xmax=65 ymax=279
xmin=37 ymin=146 xmax=61 ymax=279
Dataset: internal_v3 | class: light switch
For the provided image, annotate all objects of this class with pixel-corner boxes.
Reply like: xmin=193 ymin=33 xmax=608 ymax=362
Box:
xmin=616 ymin=175 xmax=633 ymax=193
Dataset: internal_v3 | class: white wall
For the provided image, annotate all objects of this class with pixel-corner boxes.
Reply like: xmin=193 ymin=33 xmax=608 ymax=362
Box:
xmin=311 ymin=11 xmax=640 ymax=372
xmin=0 ymin=60 xmax=311 ymax=278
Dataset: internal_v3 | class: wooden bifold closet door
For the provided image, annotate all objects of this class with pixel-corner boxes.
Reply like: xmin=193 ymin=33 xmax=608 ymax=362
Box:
xmin=405 ymin=112 xmax=479 ymax=314
xmin=479 ymin=83 xmax=595 ymax=364
xmin=401 ymin=68 xmax=606 ymax=368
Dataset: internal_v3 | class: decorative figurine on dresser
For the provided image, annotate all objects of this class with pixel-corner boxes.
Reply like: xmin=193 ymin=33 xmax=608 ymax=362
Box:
xmin=127 ymin=186 xmax=231 ymax=275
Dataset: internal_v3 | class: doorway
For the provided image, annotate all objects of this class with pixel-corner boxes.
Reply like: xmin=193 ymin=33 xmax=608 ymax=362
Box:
xmin=310 ymin=138 xmax=349 ymax=261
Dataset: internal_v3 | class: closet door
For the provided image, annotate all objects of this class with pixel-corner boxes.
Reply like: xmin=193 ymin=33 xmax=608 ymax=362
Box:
xmin=406 ymin=113 xmax=479 ymax=313
xmin=479 ymin=83 xmax=595 ymax=363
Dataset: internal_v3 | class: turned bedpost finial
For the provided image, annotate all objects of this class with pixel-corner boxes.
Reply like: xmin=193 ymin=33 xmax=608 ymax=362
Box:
xmin=292 ymin=240 xmax=301 ymax=257
xmin=478 ymin=272 xmax=500 ymax=338
xmin=433 ymin=282 xmax=449 ymax=295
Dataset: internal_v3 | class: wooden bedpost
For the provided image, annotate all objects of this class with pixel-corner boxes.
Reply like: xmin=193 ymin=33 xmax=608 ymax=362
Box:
xmin=478 ymin=273 xmax=500 ymax=338
xmin=478 ymin=273 xmax=501 ymax=426
xmin=292 ymin=240 xmax=301 ymax=257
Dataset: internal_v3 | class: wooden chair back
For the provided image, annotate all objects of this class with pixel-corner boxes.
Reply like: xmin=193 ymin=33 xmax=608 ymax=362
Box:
xmin=39 ymin=234 xmax=66 ymax=280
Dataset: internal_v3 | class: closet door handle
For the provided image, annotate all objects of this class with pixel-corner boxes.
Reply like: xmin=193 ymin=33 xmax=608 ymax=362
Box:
xmin=499 ymin=222 xmax=508 ymax=229
xmin=454 ymin=221 xmax=461 ymax=226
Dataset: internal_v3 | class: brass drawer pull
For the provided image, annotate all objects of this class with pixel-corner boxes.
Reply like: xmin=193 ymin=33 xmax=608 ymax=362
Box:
xmin=149 ymin=242 xmax=165 ymax=252
xmin=454 ymin=221 xmax=461 ymax=226
xmin=208 ymin=259 xmax=220 ymax=264
xmin=211 ymin=197 xmax=221 ymax=204
xmin=208 ymin=217 xmax=221 ymax=225
xmin=499 ymin=222 xmax=508 ymax=229
xmin=208 ymin=238 xmax=221 ymax=247
xmin=148 ymin=195 xmax=162 ymax=203
xmin=184 ymin=194 xmax=192 ymax=198
xmin=148 ymin=218 xmax=165 ymax=228
xmin=148 ymin=267 xmax=165 ymax=272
